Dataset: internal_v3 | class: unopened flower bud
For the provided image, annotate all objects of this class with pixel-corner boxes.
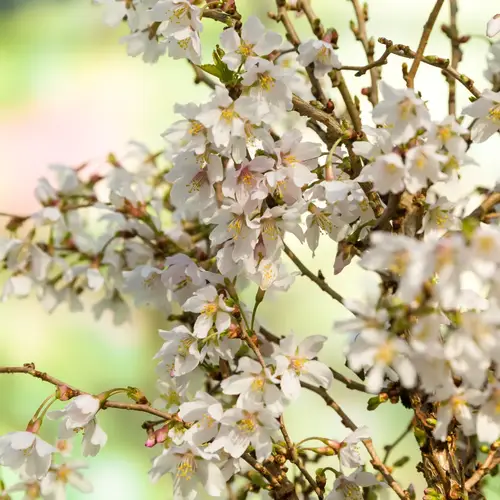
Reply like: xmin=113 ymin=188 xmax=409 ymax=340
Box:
xmin=26 ymin=418 xmax=42 ymax=434
xmin=154 ymin=424 xmax=169 ymax=444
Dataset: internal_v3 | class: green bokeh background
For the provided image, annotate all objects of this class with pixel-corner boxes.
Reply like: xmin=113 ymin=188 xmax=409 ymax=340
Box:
xmin=1 ymin=1 xmax=500 ymax=498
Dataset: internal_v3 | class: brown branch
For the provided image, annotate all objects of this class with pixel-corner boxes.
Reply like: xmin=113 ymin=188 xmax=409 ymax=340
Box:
xmin=279 ymin=416 xmax=323 ymax=499
xmin=349 ymin=0 xmax=379 ymax=105
xmin=300 ymin=382 xmax=409 ymax=499
xmin=271 ymin=2 xmax=327 ymax=105
xmin=377 ymin=38 xmax=481 ymax=98
xmin=469 ymin=192 xmax=500 ymax=220
xmin=283 ymin=242 xmax=344 ymax=305
xmin=291 ymin=94 xmax=344 ymax=141
xmin=0 ymin=364 xmax=174 ymax=421
xmin=444 ymin=0 xmax=461 ymax=115
xmin=406 ymin=0 xmax=446 ymax=88
xmin=383 ymin=420 xmax=413 ymax=464
xmin=465 ymin=447 xmax=500 ymax=491
xmin=341 ymin=45 xmax=396 ymax=76
xmin=299 ymin=0 xmax=362 ymax=133
xmin=259 ymin=325 xmax=370 ymax=393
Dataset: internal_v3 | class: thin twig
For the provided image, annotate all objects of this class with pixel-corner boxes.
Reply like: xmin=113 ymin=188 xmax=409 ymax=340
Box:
xmin=0 ymin=364 xmax=175 ymax=421
xmin=445 ymin=0 xmax=461 ymax=116
xmin=292 ymin=94 xmax=345 ymax=141
xmin=300 ymin=382 xmax=409 ymax=499
xmin=299 ymin=0 xmax=362 ymax=133
xmin=283 ymin=242 xmax=344 ymax=305
xmin=349 ymin=0 xmax=379 ymax=105
xmin=465 ymin=447 xmax=500 ymax=490
xmin=279 ymin=416 xmax=323 ymax=499
xmin=271 ymin=2 xmax=327 ymax=105
xmin=406 ymin=0 xmax=446 ymax=88
xmin=259 ymin=325 xmax=370 ymax=393
xmin=383 ymin=420 xmax=413 ymax=464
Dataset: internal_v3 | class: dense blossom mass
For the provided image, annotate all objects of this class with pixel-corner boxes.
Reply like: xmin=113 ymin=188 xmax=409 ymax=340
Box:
xmin=3 ymin=1 xmax=500 ymax=499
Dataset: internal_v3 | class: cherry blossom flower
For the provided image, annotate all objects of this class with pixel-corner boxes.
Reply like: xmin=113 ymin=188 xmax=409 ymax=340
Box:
xmin=40 ymin=461 xmax=93 ymax=498
xmin=372 ymin=82 xmax=431 ymax=144
xmin=404 ymin=145 xmax=448 ymax=194
xmin=155 ymin=325 xmax=203 ymax=377
xmin=182 ymin=285 xmax=234 ymax=338
xmin=197 ymin=88 xmax=260 ymax=148
xmin=273 ymin=334 xmax=332 ymax=401
xmin=221 ymin=357 xmax=283 ymax=414
xmin=219 ymin=16 xmax=282 ymax=70
xmin=179 ymin=392 xmax=223 ymax=446
xmin=473 ymin=383 xmax=500 ymax=443
xmin=0 ymin=432 xmax=57 ymax=479
xmin=487 ymin=14 xmax=500 ymax=38
xmin=327 ymin=469 xmax=382 ymax=500
xmin=346 ymin=329 xmax=417 ymax=393
xmin=149 ymin=444 xmax=226 ymax=499
xmin=208 ymin=402 xmax=280 ymax=461
xmin=338 ymin=427 xmax=370 ymax=469
xmin=298 ymin=39 xmax=341 ymax=78
xmin=356 ymin=152 xmax=406 ymax=195
xmin=432 ymin=387 xmax=485 ymax=441
xmin=241 ymin=59 xmax=293 ymax=113
xmin=222 ymin=157 xmax=273 ymax=206
xmin=48 ymin=395 xmax=100 ymax=431
xmin=462 ymin=89 xmax=500 ymax=142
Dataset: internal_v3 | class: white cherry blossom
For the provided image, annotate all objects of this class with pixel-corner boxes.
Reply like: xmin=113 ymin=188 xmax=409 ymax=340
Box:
xmin=298 ymin=39 xmax=341 ymax=78
xmin=208 ymin=402 xmax=280 ymax=462
xmin=372 ymin=82 xmax=431 ymax=144
xmin=273 ymin=334 xmax=332 ymax=400
xmin=48 ymin=395 xmax=100 ymax=431
xmin=149 ymin=444 xmax=226 ymax=499
xmin=219 ymin=16 xmax=282 ymax=70
xmin=182 ymin=285 xmax=234 ymax=338
xmin=0 ymin=432 xmax=57 ymax=479
xmin=462 ymin=89 xmax=500 ymax=143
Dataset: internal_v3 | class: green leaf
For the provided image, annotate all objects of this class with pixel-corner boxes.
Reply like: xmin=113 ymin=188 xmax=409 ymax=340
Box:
xmin=198 ymin=64 xmax=222 ymax=79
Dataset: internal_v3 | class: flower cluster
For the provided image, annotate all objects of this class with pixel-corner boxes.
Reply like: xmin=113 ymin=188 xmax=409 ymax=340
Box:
xmin=4 ymin=1 xmax=500 ymax=499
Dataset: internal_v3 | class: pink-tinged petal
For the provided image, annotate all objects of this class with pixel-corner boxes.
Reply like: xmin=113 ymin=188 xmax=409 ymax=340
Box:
xmin=221 ymin=375 xmax=254 ymax=395
xmin=433 ymin=405 xmax=453 ymax=441
xmin=242 ymin=16 xmax=265 ymax=43
xmin=220 ymin=28 xmax=240 ymax=52
xmin=254 ymin=31 xmax=282 ymax=56
xmin=199 ymin=461 xmax=226 ymax=496
xmin=222 ymin=52 xmax=242 ymax=71
xmin=252 ymin=430 xmax=273 ymax=462
xmin=9 ymin=432 xmax=36 ymax=450
xmin=471 ymin=118 xmax=499 ymax=143
xmin=353 ymin=470 xmax=380 ymax=487
xmin=487 ymin=15 xmax=500 ymax=37
xmin=35 ymin=437 xmax=57 ymax=457
xmin=462 ymin=98 xmax=495 ymax=119
xmin=237 ymin=357 xmax=262 ymax=374
xmin=302 ymin=360 xmax=333 ymax=389
xmin=67 ymin=471 xmax=93 ymax=493
xmin=194 ymin=314 xmax=213 ymax=338
xmin=215 ymin=311 xmax=231 ymax=332
xmin=299 ymin=335 xmax=327 ymax=358
xmin=281 ymin=369 xmax=301 ymax=400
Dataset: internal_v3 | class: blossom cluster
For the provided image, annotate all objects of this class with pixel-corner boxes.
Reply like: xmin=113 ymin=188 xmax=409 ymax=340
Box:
xmin=4 ymin=1 xmax=500 ymax=499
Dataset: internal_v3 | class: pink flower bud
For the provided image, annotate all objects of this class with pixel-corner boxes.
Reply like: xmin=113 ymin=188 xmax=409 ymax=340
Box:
xmin=26 ymin=419 xmax=42 ymax=434
xmin=154 ymin=424 xmax=169 ymax=444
